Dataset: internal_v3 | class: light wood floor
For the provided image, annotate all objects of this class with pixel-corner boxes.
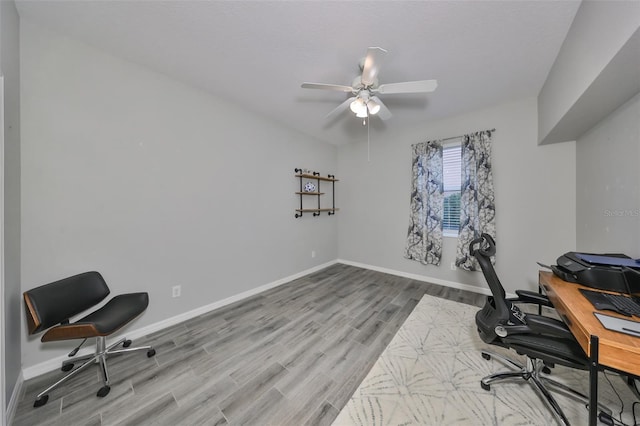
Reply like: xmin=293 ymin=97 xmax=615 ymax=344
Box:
xmin=12 ymin=263 xmax=485 ymax=426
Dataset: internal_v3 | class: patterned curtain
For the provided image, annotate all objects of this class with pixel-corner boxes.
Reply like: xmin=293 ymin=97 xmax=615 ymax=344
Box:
xmin=455 ymin=130 xmax=496 ymax=271
xmin=405 ymin=140 xmax=444 ymax=266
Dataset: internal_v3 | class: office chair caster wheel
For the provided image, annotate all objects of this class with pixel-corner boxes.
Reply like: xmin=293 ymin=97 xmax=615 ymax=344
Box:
xmin=123 ymin=339 xmax=132 ymax=348
xmin=481 ymin=382 xmax=491 ymax=391
xmin=482 ymin=353 xmax=491 ymax=361
xmin=147 ymin=349 xmax=156 ymax=357
xmin=97 ymin=386 xmax=110 ymax=398
xmin=61 ymin=363 xmax=74 ymax=372
xmin=33 ymin=395 xmax=48 ymax=407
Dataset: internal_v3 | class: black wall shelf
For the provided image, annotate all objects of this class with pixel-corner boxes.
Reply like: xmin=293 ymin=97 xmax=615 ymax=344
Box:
xmin=294 ymin=168 xmax=338 ymax=218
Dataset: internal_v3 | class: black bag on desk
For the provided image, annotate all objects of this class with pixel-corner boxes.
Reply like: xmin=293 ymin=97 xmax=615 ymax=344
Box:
xmin=553 ymin=252 xmax=640 ymax=293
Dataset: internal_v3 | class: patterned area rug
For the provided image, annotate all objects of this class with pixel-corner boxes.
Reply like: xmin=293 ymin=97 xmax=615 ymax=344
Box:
xmin=333 ymin=294 xmax=639 ymax=425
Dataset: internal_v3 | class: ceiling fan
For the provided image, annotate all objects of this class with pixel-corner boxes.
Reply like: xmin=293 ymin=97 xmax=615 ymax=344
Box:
xmin=301 ymin=47 xmax=437 ymax=121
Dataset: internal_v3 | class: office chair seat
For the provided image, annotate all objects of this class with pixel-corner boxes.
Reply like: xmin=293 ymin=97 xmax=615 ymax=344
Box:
xmin=471 ymin=234 xmax=609 ymax=426
xmin=24 ymin=271 xmax=156 ymax=408
xmin=42 ymin=293 xmax=149 ymax=341
xmin=506 ymin=335 xmax=589 ymax=370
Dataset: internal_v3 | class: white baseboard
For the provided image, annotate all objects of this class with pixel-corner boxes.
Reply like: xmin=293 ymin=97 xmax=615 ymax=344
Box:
xmin=22 ymin=258 xmax=499 ymax=381
xmin=22 ymin=260 xmax=338 ymax=380
xmin=337 ymin=258 xmax=494 ymax=297
xmin=6 ymin=371 xmax=23 ymax=425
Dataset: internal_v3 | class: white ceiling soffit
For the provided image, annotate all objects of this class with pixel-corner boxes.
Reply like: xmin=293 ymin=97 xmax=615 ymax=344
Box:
xmin=16 ymin=0 xmax=581 ymax=145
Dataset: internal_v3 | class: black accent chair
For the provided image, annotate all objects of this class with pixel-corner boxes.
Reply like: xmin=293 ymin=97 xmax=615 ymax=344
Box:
xmin=24 ymin=271 xmax=156 ymax=407
xmin=471 ymin=234 xmax=608 ymax=425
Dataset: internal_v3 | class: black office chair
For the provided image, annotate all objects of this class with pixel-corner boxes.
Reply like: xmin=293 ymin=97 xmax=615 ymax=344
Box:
xmin=471 ymin=234 xmax=608 ymax=425
xmin=24 ymin=271 xmax=156 ymax=407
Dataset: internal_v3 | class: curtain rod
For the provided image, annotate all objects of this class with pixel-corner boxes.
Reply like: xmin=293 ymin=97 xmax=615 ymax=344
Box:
xmin=438 ymin=128 xmax=496 ymax=143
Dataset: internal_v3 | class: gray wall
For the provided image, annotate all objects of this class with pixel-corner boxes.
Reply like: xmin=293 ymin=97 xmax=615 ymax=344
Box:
xmin=576 ymin=92 xmax=640 ymax=257
xmin=538 ymin=0 xmax=640 ymax=144
xmin=338 ymin=97 xmax=576 ymax=294
xmin=0 ymin=0 xmax=21 ymax=408
xmin=539 ymin=0 xmax=640 ymax=257
xmin=20 ymin=21 xmax=338 ymax=368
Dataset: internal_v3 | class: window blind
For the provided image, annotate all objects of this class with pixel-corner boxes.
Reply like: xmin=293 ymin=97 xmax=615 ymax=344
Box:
xmin=442 ymin=145 xmax=461 ymax=233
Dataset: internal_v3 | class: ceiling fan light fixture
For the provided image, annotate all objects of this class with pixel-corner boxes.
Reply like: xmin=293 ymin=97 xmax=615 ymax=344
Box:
xmin=349 ymin=99 xmax=360 ymax=113
xmin=350 ymin=98 xmax=366 ymax=115
xmin=356 ymin=108 xmax=368 ymax=118
xmin=367 ymin=98 xmax=381 ymax=115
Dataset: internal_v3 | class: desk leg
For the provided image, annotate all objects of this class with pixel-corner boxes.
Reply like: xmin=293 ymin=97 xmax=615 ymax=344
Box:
xmin=589 ymin=335 xmax=599 ymax=426
xmin=538 ymin=285 xmax=543 ymax=315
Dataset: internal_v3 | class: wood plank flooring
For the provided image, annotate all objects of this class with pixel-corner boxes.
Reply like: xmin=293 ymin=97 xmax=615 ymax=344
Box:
xmin=12 ymin=264 xmax=486 ymax=426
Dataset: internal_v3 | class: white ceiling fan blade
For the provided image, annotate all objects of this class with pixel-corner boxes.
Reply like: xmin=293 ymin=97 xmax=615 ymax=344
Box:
xmin=361 ymin=47 xmax=387 ymax=87
xmin=371 ymin=96 xmax=392 ymax=120
xmin=301 ymin=82 xmax=354 ymax=92
xmin=375 ymin=79 xmax=438 ymax=94
xmin=325 ymin=96 xmax=356 ymax=121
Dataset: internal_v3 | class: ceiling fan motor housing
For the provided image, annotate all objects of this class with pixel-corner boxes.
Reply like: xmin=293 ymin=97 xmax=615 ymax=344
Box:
xmin=352 ymin=76 xmax=379 ymax=91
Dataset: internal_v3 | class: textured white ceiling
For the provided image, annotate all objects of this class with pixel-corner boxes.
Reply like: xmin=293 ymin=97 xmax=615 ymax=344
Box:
xmin=16 ymin=0 xmax=581 ymax=145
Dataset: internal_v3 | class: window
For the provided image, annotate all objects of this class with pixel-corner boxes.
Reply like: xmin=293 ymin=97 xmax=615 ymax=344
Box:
xmin=442 ymin=143 xmax=461 ymax=237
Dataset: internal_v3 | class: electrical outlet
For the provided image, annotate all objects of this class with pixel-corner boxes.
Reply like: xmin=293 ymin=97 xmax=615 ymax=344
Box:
xmin=450 ymin=262 xmax=457 ymax=271
xmin=311 ymin=250 xmax=316 ymax=258
xmin=172 ymin=285 xmax=181 ymax=298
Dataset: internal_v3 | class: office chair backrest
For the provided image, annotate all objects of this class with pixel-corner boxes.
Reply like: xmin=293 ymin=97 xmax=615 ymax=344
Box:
xmin=471 ymin=234 xmax=525 ymax=343
xmin=469 ymin=233 xmax=506 ymax=302
xmin=24 ymin=271 xmax=110 ymax=335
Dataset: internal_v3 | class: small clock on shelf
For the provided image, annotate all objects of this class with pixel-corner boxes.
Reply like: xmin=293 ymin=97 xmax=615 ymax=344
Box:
xmin=303 ymin=182 xmax=316 ymax=192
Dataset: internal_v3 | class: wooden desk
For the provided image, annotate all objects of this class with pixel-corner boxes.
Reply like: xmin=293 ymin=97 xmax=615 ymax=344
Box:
xmin=539 ymin=271 xmax=640 ymax=425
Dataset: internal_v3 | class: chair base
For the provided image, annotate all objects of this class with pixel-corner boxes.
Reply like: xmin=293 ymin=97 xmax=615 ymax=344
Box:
xmin=480 ymin=350 xmax=610 ymax=426
xmin=33 ymin=336 xmax=155 ymax=408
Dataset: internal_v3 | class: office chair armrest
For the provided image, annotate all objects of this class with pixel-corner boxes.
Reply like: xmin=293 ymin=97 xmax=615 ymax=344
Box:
xmin=513 ymin=290 xmax=553 ymax=308
xmin=500 ymin=315 xmax=573 ymax=340
xmin=524 ymin=315 xmax=574 ymax=340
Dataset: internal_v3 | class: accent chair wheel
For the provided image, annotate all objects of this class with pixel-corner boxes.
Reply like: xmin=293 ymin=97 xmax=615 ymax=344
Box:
xmin=123 ymin=339 xmax=132 ymax=348
xmin=61 ymin=363 xmax=74 ymax=372
xmin=147 ymin=349 xmax=156 ymax=357
xmin=482 ymin=353 xmax=491 ymax=361
xmin=97 ymin=386 xmax=111 ymax=398
xmin=481 ymin=382 xmax=491 ymax=391
xmin=34 ymin=395 xmax=49 ymax=407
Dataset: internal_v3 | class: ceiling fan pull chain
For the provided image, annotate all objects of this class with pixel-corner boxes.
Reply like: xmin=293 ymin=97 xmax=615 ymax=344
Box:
xmin=367 ymin=116 xmax=371 ymax=162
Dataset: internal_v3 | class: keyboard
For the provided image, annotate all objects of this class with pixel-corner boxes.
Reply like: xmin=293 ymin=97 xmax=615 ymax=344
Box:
xmin=580 ymin=289 xmax=640 ymax=317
